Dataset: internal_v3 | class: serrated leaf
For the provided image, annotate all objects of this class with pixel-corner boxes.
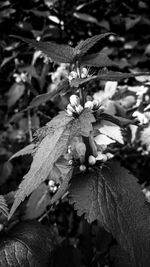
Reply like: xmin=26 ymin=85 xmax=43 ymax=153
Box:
xmin=69 ymin=162 xmax=150 ymax=266
xmin=75 ymin=32 xmax=114 ymax=57
xmin=12 ymin=35 xmax=75 ymax=63
xmin=0 ymin=195 xmax=9 ymax=217
xmin=78 ymin=108 xmax=96 ymax=137
xmin=27 ymin=79 xmax=70 ymax=109
xmin=9 ymin=113 xmax=74 ymax=219
xmin=98 ymin=70 xmax=150 ymax=81
xmin=96 ymin=120 xmax=124 ymax=144
xmin=10 ymin=144 xmax=35 ymax=160
xmin=80 ymin=52 xmax=116 ymax=67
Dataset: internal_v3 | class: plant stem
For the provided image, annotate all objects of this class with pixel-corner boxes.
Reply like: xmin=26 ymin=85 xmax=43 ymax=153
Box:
xmin=76 ymin=62 xmax=84 ymax=106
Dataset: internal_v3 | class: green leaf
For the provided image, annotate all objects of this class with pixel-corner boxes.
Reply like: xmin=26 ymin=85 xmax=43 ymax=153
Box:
xmin=0 ymin=195 xmax=9 ymax=217
xmin=69 ymin=162 xmax=150 ymax=266
xmin=27 ymin=79 xmax=70 ymax=109
xmin=78 ymin=108 xmax=96 ymax=137
xmin=7 ymin=83 xmax=25 ymax=107
xmin=96 ymin=120 xmax=124 ymax=144
xmin=9 ymin=114 xmax=74 ymax=219
xmin=10 ymin=144 xmax=35 ymax=160
xmin=75 ymin=32 xmax=115 ymax=57
xmin=23 ymin=183 xmax=50 ymax=220
xmin=79 ymin=52 xmax=116 ymax=67
xmin=98 ymin=70 xmax=150 ymax=81
xmin=12 ymin=35 xmax=75 ymax=63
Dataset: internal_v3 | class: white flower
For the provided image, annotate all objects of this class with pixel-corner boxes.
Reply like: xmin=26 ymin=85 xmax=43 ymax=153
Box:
xmin=79 ymin=165 xmax=86 ymax=172
xmin=75 ymin=104 xmax=83 ymax=114
xmin=67 ymin=104 xmax=75 ymax=113
xmin=70 ymin=95 xmax=80 ymax=106
xmin=84 ymin=101 xmax=94 ymax=109
xmin=81 ymin=67 xmax=88 ymax=78
xmin=68 ymin=71 xmax=78 ymax=81
xmin=88 ymin=155 xmax=96 ymax=165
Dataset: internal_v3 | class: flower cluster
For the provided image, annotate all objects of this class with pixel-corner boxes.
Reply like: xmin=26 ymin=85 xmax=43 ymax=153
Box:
xmin=66 ymin=94 xmax=101 ymax=117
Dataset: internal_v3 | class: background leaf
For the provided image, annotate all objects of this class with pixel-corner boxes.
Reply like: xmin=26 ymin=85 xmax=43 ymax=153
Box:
xmin=7 ymin=83 xmax=25 ymax=107
xmin=0 ymin=221 xmax=54 ymax=267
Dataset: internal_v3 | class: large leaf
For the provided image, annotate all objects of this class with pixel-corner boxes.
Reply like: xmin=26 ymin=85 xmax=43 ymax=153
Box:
xmin=69 ymin=162 xmax=150 ymax=266
xmin=79 ymin=52 xmax=116 ymax=67
xmin=9 ymin=109 xmax=95 ymax=219
xmin=12 ymin=33 xmax=114 ymax=64
xmin=12 ymin=35 xmax=75 ymax=63
xmin=78 ymin=108 xmax=96 ymax=137
xmin=9 ymin=114 xmax=74 ymax=219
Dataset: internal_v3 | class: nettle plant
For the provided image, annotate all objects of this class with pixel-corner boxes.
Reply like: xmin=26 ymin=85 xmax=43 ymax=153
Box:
xmin=8 ymin=33 xmax=150 ymax=265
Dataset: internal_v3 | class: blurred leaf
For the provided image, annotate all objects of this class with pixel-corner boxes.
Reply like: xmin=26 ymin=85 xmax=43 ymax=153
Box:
xmin=27 ymin=79 xmax=70 ymax=109
xmin=0 ymin=161 xmax=13 ymax=186
xmin=125 ymin=16 xmax=141 ymax=30
xmin=23 ymin=183 xmax=50 ymax=220
xmin=73 ymin=12 xmax=98 ymax=24
xmin=7 ymin=83 xmax=25 ymax=107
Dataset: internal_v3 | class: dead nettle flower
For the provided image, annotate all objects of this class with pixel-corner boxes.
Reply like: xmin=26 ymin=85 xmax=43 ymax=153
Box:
xmin=13 ymin=72 xmax=28 ymax=83
xmin=66 ymin=94 xmax=83 ymax=116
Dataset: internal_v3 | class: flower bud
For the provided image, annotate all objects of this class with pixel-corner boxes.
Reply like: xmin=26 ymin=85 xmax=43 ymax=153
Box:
xmin=93 ymin=99 xmax=100 ymax=108
xmin=75 ymin=104 xmax=83 ymax=114
xmin=79 ymin=165 xmax=86 ymax=172
xmin=88 ymin=155 xmax=96 ymax=165
xmin=70 ymin=95 xmax=80 ymax=106
xmin=67 ymin=109 xmax=73 ymax=116
xmin=67 ymin=104 xmax=75 ymax=113
xmin=68 ymin=71 xmax=78 ymax=81
xmin=84 ymin=101 xmax=94 ymax=109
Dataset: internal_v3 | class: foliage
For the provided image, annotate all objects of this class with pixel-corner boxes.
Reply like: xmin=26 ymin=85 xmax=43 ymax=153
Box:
xmin=1 ymin=0 xmax=150 ymax=266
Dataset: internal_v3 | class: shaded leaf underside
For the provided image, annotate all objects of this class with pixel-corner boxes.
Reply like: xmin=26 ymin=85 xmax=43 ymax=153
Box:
xmin=69 ymin=161 xmax=150 ymax=266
